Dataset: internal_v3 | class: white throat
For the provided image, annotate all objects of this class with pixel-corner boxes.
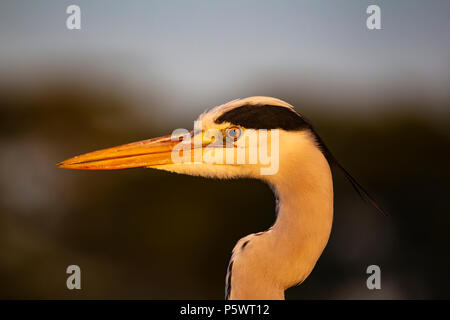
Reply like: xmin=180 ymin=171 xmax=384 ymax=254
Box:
xmin=227 ymin=131 xmax=334 ymax=299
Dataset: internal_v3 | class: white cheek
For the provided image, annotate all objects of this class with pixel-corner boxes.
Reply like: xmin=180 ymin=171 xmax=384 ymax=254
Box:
xmin=152 ymin=163 xmax=260 ymax=180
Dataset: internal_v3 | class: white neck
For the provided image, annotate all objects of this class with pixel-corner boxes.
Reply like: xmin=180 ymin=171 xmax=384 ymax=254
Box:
xmin=227 ymin=131 xmax=334 ymax=299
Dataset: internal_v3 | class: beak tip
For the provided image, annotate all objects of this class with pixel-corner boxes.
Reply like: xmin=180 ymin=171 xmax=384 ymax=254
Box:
xmin=56 ymin=162 xmax=66 ymax=169
xmin=56 ymin=160 xmax=72 ymax=169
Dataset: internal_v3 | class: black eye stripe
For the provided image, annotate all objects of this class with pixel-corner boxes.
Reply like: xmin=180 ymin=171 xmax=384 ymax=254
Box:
xmin=215 ymin=104 xmax=312 ymax=131
xmin=215 ymin=103 xmax=332 ymax=164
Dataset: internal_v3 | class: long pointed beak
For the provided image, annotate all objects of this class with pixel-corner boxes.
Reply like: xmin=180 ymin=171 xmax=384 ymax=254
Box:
xmin=57 ymin=133 xmax=190 ymax=170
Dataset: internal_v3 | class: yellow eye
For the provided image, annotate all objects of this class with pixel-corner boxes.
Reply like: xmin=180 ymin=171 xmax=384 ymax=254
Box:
xmin=226 ymin=127 xmax=242 ymax=140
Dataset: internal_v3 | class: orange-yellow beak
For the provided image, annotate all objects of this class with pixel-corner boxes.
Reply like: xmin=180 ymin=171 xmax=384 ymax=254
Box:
xmin=57 ymin=133 xmax=193 ymax=170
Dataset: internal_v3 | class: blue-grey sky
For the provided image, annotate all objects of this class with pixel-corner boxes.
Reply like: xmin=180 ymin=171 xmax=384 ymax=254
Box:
xmin=1 ymin=0 xmax=449 ymax=117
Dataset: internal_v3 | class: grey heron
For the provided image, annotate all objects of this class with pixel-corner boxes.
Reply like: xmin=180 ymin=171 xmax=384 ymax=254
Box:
xmin=57 ymin=96 xmax=385 ymax=299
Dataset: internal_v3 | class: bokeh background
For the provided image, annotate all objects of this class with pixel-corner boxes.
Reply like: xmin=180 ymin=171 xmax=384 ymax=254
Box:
xmin=1 ymin=0 xmax=449 ymax=299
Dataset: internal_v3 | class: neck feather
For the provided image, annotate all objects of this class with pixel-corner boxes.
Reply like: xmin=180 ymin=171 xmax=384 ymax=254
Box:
xmin=228 ymin=131 xmax=333 ymax=300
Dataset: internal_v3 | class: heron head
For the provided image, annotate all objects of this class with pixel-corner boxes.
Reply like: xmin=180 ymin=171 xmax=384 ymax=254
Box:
xmin=57 ymin=96 xmax=327 ymax=181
